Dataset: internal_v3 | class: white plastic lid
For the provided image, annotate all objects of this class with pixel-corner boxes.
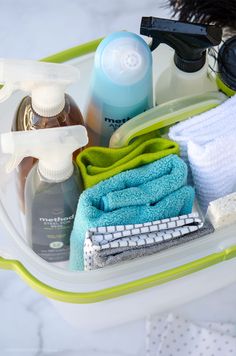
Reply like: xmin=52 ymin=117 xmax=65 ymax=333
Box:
xmin=31 ymin=85 xmax=65 ymax=117
xmin=101 ymin=37 xmax=150 ymax=85
xmin=38 ymin=156 xmax=73 ymax=182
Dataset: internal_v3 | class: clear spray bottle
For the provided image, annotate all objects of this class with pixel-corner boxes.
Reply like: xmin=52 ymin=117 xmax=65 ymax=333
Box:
xmin=1 ymin=125 xmax=88 ymax=264
xmin=0 ymin=59 xmax=84 ymax=210
xmin=140 ymin=17 xmax=222 ymax=104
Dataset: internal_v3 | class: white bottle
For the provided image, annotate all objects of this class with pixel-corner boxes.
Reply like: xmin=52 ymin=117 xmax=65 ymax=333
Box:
xmin=1 ymin=126 xmax=88 ymax=264
xmin=156 ymin=58 xmax=217 ymax=104
xmin=140 ymin=17 xmax=222 ymax=104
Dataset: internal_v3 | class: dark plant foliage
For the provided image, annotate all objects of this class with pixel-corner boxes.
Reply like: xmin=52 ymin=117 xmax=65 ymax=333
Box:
xmin=167 ymin=0 xmax=236 ymax=34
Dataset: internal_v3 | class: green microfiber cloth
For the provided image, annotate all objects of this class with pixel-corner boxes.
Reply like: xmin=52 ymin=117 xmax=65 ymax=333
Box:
xmin=76 ymin=131 xmax=179 ymax=188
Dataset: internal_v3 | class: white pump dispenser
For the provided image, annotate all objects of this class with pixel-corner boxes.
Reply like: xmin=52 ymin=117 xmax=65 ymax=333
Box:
xmin=0 ymin=58 xmax=80 ymax=117
xmin=1 ymin=126 xmax=88 ymax=263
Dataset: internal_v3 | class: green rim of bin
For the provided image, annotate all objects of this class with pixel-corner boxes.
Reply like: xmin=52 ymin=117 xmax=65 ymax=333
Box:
xmin=0 ymin=246 xmax=236 ymax=303
xmin=41 ymin=37 xmax=103 ymax=63
xmin=216 ymin=74 xmax=236 ymax=97
xmin=115 ymin=101 xmax=220 ymax=147
xmin=0 ymin=38 xmax=236 ymax=303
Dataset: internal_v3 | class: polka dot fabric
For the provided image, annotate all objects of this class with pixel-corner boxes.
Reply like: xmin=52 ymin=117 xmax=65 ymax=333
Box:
xmin=146 ymin=313 xmax=236 ymax=356
xmin=83 ymin=213 xmax=207 ymax=270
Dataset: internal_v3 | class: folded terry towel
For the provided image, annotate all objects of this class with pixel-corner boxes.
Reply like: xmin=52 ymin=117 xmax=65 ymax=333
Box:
xmin=169 ymin=95 xmax=236 ymax=212
xmin=70 ymin=155 xmax=195 ymax=271
xmin=76 ymin=130 xmax=179 ymax=188
xmin=84 ymin=213 xmax=214 ymax=270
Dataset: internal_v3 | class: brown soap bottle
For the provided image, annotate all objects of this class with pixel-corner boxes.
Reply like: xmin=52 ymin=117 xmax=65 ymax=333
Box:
xmin=12 ymin=93 xmax=84 ymax=212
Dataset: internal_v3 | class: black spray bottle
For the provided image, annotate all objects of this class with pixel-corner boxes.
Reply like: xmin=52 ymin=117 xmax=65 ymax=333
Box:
xmin=140 ymin=17 xmax=222 ymax=104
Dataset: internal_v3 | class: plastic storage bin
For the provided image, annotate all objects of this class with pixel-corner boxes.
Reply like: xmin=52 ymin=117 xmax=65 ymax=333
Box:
xmin=0 ymin=38 xmax=236 ymax=330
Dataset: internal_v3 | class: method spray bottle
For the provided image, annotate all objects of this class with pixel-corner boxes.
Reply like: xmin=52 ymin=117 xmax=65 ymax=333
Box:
xmin=85 ymin=31 xmax=153 ymax=146
xmin=140 ymin=17 xmax=222 ymax=104
xmin=0 ymin=59 xmax=84 ymax=210
xmin=1 ymin=126 xmax=88 ymax=264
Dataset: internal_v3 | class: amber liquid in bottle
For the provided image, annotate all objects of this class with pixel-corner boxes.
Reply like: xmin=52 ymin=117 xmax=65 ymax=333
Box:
xmin=12 ymin=94 xmax=84 ymax=211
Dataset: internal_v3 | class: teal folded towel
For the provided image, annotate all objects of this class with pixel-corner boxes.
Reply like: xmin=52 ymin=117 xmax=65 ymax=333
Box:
xmin=70 ymin=154 xmax=195 ymax=271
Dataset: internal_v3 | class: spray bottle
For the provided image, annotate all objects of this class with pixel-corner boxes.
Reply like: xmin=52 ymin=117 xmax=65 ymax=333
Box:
xmin=0 ymin=58 xmax=84 ymax=210
xmin=1 ymin=126 xmax=88 ymax=264
xmin=85 ymin=31 xmax=153 ymax=147
xmin=140 ymin=17 xmax=222 ymax=104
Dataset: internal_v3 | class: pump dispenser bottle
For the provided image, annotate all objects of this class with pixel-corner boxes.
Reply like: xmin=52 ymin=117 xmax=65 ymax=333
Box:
xmin=140 ymin=17 xmax=222 ymax=104
xmin=85 ymin=31 xmax=153 ymax=147
xmin=0 ymin=59 xmax=84 ymax=210
xmin=1 ymin=126 xmax=88 ymax=263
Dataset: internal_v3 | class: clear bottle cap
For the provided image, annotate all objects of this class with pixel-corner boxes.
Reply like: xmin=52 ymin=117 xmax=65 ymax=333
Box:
xmin=101 ymin=36 xmax=150 ymax=85
xmin=31 ymin=86 xmax=65 ymax=117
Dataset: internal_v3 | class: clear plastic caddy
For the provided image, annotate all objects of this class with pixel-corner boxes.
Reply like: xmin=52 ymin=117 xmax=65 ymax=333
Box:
xmin=0 ymin=38 xmax=235 ymax=330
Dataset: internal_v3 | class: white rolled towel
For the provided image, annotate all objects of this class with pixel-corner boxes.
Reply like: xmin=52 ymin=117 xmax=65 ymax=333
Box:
xmin=169 ymin=95 xmax=236 ymax=149
xmin=169 ymin=95 xmax=236 ymax=212
xmin=188 ymin=133 xmax=236 ymax=212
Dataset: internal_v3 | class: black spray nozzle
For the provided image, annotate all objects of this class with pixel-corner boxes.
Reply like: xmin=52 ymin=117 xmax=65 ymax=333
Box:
xmin=140 ymin=17 xmax=222 ymax=72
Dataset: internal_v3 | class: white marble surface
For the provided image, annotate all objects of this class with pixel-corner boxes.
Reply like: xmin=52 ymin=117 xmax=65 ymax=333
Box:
xmin=0 ymin=0 xmax=236 ymax=355
xmin=1 ymin=268 xmax=236 ymax=356
xmin=0 ymin=0 xmax=170 ymax=60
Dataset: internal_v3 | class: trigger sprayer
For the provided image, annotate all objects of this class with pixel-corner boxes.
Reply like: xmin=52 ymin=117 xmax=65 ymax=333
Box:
xmin=140 ymin=17 xmax=222 ymax=104
xmin=1 ymin=126 xmax=88 ymax=263
xmin=0 ymin=58 xmax=80 ymax=116
xmin=0 ymin=58 xmax=84 ymax=211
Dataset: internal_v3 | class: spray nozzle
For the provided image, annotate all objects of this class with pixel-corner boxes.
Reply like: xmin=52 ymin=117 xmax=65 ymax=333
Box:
xmin=0 ymin=59 xmax=80 ymax=116
xmin=140 ymin=17 xmax=222 ymax=72
xmin=1 ymin=125 xmax=88 ymax=182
